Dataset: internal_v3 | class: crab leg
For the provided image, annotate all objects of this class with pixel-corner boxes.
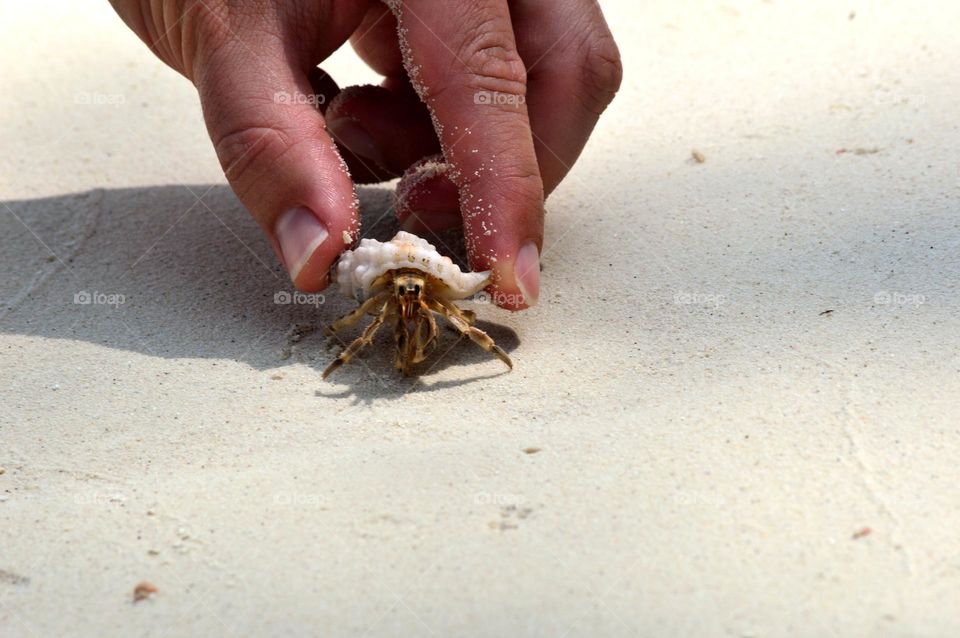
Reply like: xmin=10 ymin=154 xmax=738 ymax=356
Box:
xmin=393 ymin=314 xmax=411 ymax=374
xmin=437 ymin=306 xmax=475 ymax=331
xmin=324 ymin=290 xmax=391 ymax=336
xmin=429 ymin=299 xmax=512 ymax=370
xmin=416 ymin=299 xmax=439 ymax=362
xmin=405 ymin=316 xmax=421 ymax=373
xmin=407 ymin=315 xmax=422 ymax=367
xmin=323 ymin=298 xmax=394 ymax=379
xmin=392 ymin=305 xmax=436 ymax=375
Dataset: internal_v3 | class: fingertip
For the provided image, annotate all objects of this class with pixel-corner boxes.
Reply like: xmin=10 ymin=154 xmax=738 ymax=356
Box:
xmin=513 ymin=241 xmax=540 ymax=307
xmin=274 ymin=206 xmax=354 ymax=293
xmin=475 ymin=238 xmax=541 ymax=311
xmin=289 ymin=256 xmax=332 ymax=293
xmin=395 ymin=155 xmax=460 ymax=229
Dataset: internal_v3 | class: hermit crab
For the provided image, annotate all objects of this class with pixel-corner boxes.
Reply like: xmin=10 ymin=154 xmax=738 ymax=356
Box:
xmin=322 ymin=231 xmax=512 ymax=379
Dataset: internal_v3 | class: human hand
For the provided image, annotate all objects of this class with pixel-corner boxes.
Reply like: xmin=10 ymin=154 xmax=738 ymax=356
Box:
xmin=109 ymin=0 xmax=621 ymax=309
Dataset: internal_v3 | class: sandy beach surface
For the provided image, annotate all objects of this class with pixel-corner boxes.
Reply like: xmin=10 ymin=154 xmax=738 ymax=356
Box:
xmin=2 ymin=1 xmax=959 ymax=636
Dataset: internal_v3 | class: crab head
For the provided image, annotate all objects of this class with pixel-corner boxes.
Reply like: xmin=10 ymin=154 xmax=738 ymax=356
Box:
xmin=393 ymin=269 xmax=427 ymax=321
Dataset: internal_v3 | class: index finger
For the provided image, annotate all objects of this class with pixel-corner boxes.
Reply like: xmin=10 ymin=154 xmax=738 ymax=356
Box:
xmin=388 ymin=0 xmax=544 ymax=309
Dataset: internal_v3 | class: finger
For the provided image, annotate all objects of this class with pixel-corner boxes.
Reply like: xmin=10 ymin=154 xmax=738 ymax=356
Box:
xmin=394 ymin=0 xmax=623 ymax=238
xmin=195 ymin=35 xmax=358 ymax=292
xmin=350 ymin=3 xmax=405 ymax=77
xmin=510 ymin=0 xmax=623 ymax=193
xmin=390 ymin=0 xmax=545 ymax=310
xmin=396 ymin=155 xmax=461 ymax=233
xmin=325 ymin=82 xmax=439 ymax=182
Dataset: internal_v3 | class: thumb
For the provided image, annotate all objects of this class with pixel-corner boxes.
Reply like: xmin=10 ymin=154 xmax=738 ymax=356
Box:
xmin=195 ymin=43 xmax=358 ymax=292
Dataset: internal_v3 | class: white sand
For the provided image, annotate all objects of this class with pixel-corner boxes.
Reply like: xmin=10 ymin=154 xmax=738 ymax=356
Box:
xmin=2 ymin=1 xmax=959 ymax=636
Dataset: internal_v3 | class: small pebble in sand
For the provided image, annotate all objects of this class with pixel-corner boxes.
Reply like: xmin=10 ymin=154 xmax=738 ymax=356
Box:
xmin=523 ymin=447 xmax=541 ymax=455
xmin=133 ymin=581 xmax=158 ymax=602
xmin=836 ymin=147 xmax=881 ymax=155
xmin=287 ymin=324 xmax=318 ymax=344
xmin=0 ymin=467 xmax=5 ymax=475
xmin=270 ymin=374 xmax=283 ymax=381
xmin=852 ymin=526 xmax=872 ymax=540
xmin=691 ymin=149 xmax=706 ymax=163
xmin=0 ymin=570 xmax=29 ymax=586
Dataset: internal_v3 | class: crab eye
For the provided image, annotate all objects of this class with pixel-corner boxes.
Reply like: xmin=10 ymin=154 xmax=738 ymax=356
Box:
xmin=414 ymin=285 xmax=421 ymax=295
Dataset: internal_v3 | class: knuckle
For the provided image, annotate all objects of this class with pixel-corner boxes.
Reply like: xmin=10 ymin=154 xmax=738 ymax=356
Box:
xmin=188 ymin=1 xmax=277 ymax=80
xmin=212 ymin=124 xmax=292 ymax=194
xmin=576 ymin=34 xmax=623 ymax=115
xmin=184 ymin=3 xmax=237 ymax=81
xmin=468 ymin=166 xmax=541 ymax=191
xmin=187 ymin=0 xmax=233 ymax=48
xmin=190 ymin=0 xmax=269 ymax=40
xmin=459 ymin=26 xmax=527 ymax=97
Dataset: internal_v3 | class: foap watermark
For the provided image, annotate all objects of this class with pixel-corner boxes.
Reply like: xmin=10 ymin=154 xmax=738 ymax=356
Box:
xmin=874 ymin=290 xmax=925 ymax=307
xmin=672 ymin=490 xmax=726 ymax=508
xmin=274 ymin=91 xmax=326 ymax=108
xmin=274 ymin=290 xmax=325 ymax=307
xmin=74 ymin=491 xmax=127 ymax=506
xmin=474 ymin=491 xmax=525 ymax=507
xmin=673 ymin=291 xmax=726 ymax=309
xmin=74 ymin=290 xmax=125 ymax=308
xmin=474 ymin=90 xmax=525 ymax=107
xmin=74 ymin=91 xmax=126 ymax=107
xmin=467 ymin=290 xmax=526 ymax=307
xmin=272 ymin=491 xmax=324 ymax=508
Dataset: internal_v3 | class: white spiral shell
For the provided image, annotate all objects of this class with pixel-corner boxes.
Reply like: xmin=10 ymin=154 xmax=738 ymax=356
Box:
xmin=335 ymin=231 xmax=490 ymax=301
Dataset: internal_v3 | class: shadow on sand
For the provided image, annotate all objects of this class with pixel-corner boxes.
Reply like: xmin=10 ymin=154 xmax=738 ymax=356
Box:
xmin=0 ymin=184 xmax=519 ymax=400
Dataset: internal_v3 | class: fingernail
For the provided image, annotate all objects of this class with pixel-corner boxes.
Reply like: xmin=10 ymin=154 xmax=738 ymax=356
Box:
xmin=275 ymin=207 xmax=329 ymax=283
xmin=514 ymin=242 xmax=540 ymax=307
xmin=327 ymin=118 xmax=387 ymax=169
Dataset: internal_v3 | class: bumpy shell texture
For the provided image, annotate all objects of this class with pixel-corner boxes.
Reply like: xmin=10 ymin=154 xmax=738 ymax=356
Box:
xmin=335 ymin=231 xmax=490 ymax=301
